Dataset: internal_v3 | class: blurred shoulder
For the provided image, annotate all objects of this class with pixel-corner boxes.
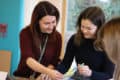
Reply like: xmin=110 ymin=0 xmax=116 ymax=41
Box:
xmin=20 ymin=26 xmax=32 ymax=37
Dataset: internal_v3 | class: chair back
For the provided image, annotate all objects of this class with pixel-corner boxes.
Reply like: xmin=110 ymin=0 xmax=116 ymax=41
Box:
xmin=0 ymin=50 xmax=11 ymax=72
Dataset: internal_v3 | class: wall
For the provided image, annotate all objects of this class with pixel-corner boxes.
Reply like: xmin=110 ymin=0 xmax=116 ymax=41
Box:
xmin=0 ymin=0 xmax=24 ymax=74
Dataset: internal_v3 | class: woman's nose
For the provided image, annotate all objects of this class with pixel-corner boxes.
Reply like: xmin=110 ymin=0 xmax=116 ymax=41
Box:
xmin=82 ymin=28 xmax=88 ymax=33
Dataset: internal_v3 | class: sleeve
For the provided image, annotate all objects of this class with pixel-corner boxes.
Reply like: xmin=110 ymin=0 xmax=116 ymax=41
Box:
xmin=19 ymin=29 xmax=35 ymax=65
xmin=56 ymin=35 xmax=75 ymax=74
xmin=90 ymin=53 xmax=115 ymax=80
xmin=50 ymin=32 xmax=62 ymax=67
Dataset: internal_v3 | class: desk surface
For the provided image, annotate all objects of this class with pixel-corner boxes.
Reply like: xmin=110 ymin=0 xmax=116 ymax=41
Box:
xmin=0 ymin=71 xmax=8 ymax=80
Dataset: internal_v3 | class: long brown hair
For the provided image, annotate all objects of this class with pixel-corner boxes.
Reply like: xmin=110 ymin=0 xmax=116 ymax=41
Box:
xmin=74 ymin=6 xmax=105 ymax=46
xmin=95 ymin=17 xmax=120 ymax=80
xmin=29 ymin=1 xmax=60 ymax=48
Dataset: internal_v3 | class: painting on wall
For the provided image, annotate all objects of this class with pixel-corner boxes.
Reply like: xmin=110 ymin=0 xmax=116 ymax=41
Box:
xmin=0 ymin=24 xmax=7 ymax=38
xmin=66 ymin=0 xmax=120 ymax=32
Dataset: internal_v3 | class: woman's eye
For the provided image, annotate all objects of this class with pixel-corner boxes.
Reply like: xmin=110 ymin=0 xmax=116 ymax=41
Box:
xmin=44 ymin=23 xmax=50 ymax=25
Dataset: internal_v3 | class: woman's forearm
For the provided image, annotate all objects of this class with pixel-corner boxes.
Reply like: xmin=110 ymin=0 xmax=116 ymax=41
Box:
xmin=26 ymin=57 xmax=51 ymax=75
xmin=26 ymin=57 xmax=64 ymax=80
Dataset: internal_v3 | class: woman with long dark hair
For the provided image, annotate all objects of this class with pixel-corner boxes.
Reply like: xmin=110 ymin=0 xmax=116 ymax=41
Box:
xmin=13 ymin=1 xmax=63 ymax=80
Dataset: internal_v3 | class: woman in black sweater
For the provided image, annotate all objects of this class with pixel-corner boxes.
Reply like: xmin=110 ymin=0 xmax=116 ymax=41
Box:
xmin=57 ymin=6 xmax=115 ymax=80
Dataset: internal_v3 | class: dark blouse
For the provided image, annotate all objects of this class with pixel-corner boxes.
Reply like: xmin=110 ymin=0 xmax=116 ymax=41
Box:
xmin=57 ymin=34 xmax=114 ymax=80
xmin=14 ymin=26 xmax=62 ymax=78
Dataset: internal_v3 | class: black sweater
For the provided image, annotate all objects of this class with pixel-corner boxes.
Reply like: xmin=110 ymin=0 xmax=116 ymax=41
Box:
xmin=57 ymin=34 xmax=115 ymax=80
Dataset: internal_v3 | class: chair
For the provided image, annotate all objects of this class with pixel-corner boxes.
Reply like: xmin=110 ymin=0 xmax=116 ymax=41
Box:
xmin=0 ymin=50 xmax=11 ymax=72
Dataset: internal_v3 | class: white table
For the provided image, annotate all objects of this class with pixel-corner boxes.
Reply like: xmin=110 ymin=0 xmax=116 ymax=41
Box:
xmin=0 ymin=71 xmax=8 ymax=80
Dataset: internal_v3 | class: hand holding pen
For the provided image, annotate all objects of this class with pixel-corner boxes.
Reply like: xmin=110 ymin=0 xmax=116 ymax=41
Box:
xmin=78 ymin=63 xmax=92 ymax=77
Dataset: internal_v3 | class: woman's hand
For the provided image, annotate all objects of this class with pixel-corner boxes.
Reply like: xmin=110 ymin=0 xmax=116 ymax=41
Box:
xmin=78 ymin=64 xmax=92 ymax=77
xmin=36 ymin=69 xmax=63 ymax=80
xmin=36 ymin=70 xmax=63 ymax=80
xmin=36 ymin=74 xmax=51 ymax=80
xmin=47 ymin=69 xmax=63 ymax=80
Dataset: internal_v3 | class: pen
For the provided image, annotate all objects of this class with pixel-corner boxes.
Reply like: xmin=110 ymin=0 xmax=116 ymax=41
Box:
xmin=78 ymin=63 xmax=85 ymax=67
